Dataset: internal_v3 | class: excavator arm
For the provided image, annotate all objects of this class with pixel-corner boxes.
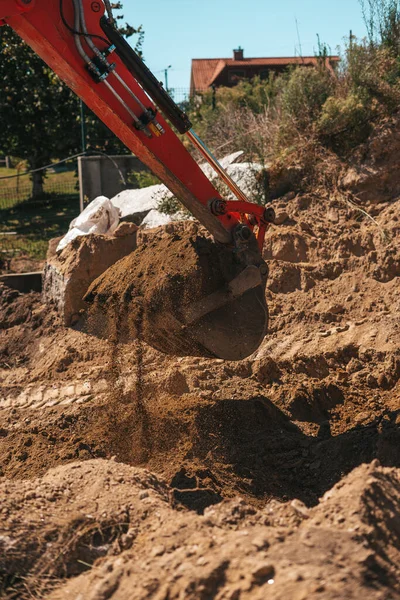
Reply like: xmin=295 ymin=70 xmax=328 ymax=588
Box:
xmin=0 ymin=0 xmax=274 ymax=248
xmin=0 ymin=0 xmax=273 ymax=360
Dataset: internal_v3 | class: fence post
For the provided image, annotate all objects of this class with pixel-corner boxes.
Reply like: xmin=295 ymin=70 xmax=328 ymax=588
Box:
xmin=78 ymin=156 xmax=85 ymax=213
xmin=5 ymin=156 xmax=10 ymax=169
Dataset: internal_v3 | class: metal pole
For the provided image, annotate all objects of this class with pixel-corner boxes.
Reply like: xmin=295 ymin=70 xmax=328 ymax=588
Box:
xmin=80 ymin=99 xmax=86 ymax=153
xmin=186 ymin=129 xmax=251 ymax=203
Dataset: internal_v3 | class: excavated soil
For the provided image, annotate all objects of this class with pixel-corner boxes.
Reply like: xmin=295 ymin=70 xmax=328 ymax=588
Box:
xmin=1 ymin=459 xmax=400 ymax=599
xmin=0 ymin=186 xmax=400 ymax=598
xmin=83 ymin=221 xmax=267 ymax=359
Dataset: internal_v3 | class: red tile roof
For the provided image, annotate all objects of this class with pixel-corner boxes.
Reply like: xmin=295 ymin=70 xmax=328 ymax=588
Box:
xmin=191 ymin=59 xmax=223 ymax=91
xmin=191 ymin=55 xmax=340 ymax=92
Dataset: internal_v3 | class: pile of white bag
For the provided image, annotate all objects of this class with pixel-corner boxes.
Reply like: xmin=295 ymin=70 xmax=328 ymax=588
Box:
xmin=56 ymin=196 xmax=121 ymax=253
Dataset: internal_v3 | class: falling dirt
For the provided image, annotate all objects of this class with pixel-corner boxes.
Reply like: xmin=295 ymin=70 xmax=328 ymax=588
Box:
xmin=0 ymin=184 xmax=400 ymax=598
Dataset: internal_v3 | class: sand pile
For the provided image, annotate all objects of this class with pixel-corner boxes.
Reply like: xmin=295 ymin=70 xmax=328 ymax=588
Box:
xmin=0 ymin=136 xmax=400 ymax=598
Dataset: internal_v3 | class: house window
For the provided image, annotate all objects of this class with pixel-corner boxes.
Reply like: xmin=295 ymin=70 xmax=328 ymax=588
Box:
xmin=229 ymin=69 xmax=246 ymax=83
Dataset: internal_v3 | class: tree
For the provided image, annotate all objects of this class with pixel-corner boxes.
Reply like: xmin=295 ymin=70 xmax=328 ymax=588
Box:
xmin=0 ymin=4 xmax=143 ymax=197
xmin=360 ymin=0 xmax=400 ymax=53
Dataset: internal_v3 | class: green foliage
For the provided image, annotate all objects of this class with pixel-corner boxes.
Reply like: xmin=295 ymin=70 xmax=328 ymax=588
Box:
xmin=0 ymin=3 xmax=143 ymax=197
xmin=157 ymin=194 xmax=182 ymax=216
xmin=184 ymin=10 xmax=400 ymax=182
xmin=279 ymin=67 xmax=333 ymax=128
xmin=109 ymin=1 xmax=144 ymax=54
xmin=317 ymin=94 xmax=373 ymax=150
xmin=0 ymin=26 xmax=80 ymax=195
xmin=127 ymin=169 xmax=160 ymax=188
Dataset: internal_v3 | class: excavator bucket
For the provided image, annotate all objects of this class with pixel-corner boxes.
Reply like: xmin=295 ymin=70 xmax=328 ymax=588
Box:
xmin=83 ymin=227 xmax=268 ymax=361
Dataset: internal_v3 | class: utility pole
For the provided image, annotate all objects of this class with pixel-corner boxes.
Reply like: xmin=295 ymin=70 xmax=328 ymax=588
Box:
xmin=164 ymin=65 xmax=172 ymax=93
xmin=295 ymin=18 xmax=303 ymax=61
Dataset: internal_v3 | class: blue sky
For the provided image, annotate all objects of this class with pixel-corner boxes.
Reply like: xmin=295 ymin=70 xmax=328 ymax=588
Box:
xmin=123 ymin=0 xmax=368 ymax=92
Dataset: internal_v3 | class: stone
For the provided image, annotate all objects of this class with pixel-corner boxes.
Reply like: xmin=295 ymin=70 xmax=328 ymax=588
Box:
xmin=274 ymin=211 xmax=289 ymax=225
xmin=43 ymin=229 xmax=137 ymax=326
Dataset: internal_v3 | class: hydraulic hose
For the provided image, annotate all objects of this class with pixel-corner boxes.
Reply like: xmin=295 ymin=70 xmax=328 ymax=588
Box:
xmin=103 ymin=0 xmax=114 ymax=23
xmin=71 ymin=0 xmax=96 ymax=69
xmin=71 ymin=0 xmax=151 ymax=135
xmin=75 ymin=0 xmax=154 ymax=135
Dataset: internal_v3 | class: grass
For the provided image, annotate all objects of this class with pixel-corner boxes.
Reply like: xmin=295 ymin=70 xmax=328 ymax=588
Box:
xmin=0 ymin=164 xmax=78 ymax=189
xmin=0 ymin=164 xmax=79 ymax=266
xmin=0 ymin=193 xmax=80 ymax=264
xmin=0 ymin=164 xmax=79 ymax=210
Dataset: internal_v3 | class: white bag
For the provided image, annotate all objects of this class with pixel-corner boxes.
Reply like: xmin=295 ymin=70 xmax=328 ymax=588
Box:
xmin=57 ymin=196 xmax=121 ymax=252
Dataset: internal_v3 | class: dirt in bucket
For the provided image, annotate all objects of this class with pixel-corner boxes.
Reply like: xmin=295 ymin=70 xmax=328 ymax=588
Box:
xmin=83 ymin=225 xmax=268 ymax=360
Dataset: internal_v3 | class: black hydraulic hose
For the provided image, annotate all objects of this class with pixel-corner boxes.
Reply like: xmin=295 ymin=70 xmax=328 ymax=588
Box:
xmin=100 ymin=16 xmax=192 ymax=134
xmin=103 ymin=0 xmax=114 ymax=23
xmin=59 ymin=0 xmax=110 ymax=46
xmin=68 ymin=0 xmax=151 ymax=135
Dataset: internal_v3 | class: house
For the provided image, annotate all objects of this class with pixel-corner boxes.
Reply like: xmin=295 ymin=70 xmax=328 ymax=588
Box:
xmin=190 ymin=47 xmax=339 ymax=96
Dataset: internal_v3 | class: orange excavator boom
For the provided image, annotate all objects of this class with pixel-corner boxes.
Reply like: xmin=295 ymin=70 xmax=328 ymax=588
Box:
xmin=0 ymin=0 xmax=273 ymax=360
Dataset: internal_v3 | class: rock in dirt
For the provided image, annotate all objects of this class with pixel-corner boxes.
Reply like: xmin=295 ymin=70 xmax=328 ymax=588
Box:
xmin=43 ymin=225 xmax=137 ymax=326
xmin=109 ymin=151 xmax=261 ymax=224
xmin=111 ymin=185 xmax=168 ymax=223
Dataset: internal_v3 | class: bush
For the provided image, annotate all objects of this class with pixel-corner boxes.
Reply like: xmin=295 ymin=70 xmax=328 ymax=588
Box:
xmin=180 ymin=4 xmax=400 ymax=199
xmin=127 ymin=170 xmax=160 ymax=189
xmin=317 ymin=94 xmax=373 ymax=151
xmin=279 ymin=66 xmax=334 ymax=129
xmin=360 ymin=0 xmax=400 ymax=54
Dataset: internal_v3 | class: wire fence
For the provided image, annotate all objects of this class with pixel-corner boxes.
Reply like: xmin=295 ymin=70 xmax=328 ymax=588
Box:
xmin=0 ymin=179 xmax=78 ymax=210
xmin=0 ymin=176 xmax=80 ymax=270
xmin=168 ymin=88 xmax=191 ymax=104
xmin=168 ymin=87 xmax=218 ymax=106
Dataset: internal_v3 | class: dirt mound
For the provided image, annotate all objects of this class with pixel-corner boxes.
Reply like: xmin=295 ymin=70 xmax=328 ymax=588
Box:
xmin=342 ymin=111 xmax=400 ymax=203
xmin=1 ymin=459 xmax=399 ymax=599
xmin=0 ymin=179 xmax=399 ymax=598
xmin=0 ymin=284 xmax=51 ymax=371
xmin=0 ymin=193 xmax=399 ymax=503
xmin=84 ymin=222 xmax=268 ymax=360
xmin=0 ymin=283 xmax=39 ymax=330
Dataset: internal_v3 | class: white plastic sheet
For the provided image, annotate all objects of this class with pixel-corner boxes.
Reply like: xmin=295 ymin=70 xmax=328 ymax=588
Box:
xmin=141 ymin=209 xmax=174 ymax=228
xmin=56 ymin=196 xmax=120 ymax=252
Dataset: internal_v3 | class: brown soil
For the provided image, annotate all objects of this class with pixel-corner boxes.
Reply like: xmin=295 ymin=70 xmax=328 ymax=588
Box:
xmin=0 ymin=185 xmax=399 ymax=598
xmin=1 ymin=459 xmax=399 ymax=600
xmin=0 ymin=256 xmax=44 ymax=275
xmin=83 ymin=221 xmax=267 ymax=360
